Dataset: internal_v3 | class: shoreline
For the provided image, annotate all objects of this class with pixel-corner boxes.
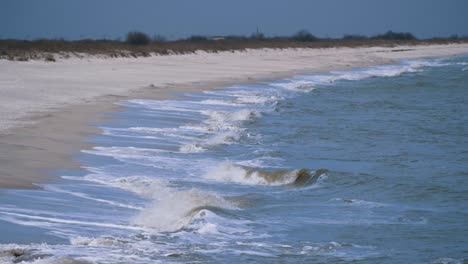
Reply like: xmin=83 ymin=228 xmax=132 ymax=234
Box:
xmin=1 ymin=44 xmax=468 ymax=189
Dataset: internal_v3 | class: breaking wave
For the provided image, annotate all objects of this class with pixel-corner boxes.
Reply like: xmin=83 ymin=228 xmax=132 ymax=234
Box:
xmin=204 ymin=162 xmax=328 ymax=186
xmin=179 ymin=109 xmax=261 ymax=152
xmin=79 ymin=175 xmax=237 ymax=233
xmin=132 ymin=188 xmax=236 ymax=233
xmin=271 ymin=59 xmax=447 ymax=91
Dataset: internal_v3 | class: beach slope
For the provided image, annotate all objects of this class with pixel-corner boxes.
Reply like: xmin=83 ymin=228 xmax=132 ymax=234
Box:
xmin=1 ymin=43 xmax=468 ymax=188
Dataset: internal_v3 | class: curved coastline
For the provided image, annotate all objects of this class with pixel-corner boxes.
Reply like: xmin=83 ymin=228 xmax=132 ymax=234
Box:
xmin=1 ymin=43 xmax=468 ymax=189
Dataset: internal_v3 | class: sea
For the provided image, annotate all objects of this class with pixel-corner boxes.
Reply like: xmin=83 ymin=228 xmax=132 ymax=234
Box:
xmin=0 ymin=55 xmax=467 ymax=264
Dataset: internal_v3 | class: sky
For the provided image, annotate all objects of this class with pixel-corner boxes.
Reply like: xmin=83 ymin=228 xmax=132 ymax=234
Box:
xmin=1 ymin=0 xmax=467 ymax=40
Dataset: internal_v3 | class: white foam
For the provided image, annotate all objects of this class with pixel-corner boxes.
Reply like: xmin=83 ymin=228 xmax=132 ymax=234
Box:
xmin=27 ymin=257 xmax=95 ymax=264
xmin=203 ymin=162 xmax=299 ymax=186
xmin=88 ymin=176 xmax=169 ymax=199
xmin=129 ymin=127 xmax=169 ymax=133
xmin=0 ymin=212 xmax=146 ymax=232
xmin=179 ymin=143 xmax=206 ymax=153
xmin=204 ymin=130 xmax=241 ymax=145
xmin=234 ymin=158 xmax=267 ymax=168
xmin=230 ymin=109 xmax=262 ymax=121
xmin=101 ymin=127 xmax=193 ymax=143
xmin=272 ymin=58 xmax=448 ymax=92
xmin=132 ymin=188 xmax=235 ymax=233
xmin=199 ymin=99 xmax=240 ymax=106
xmin=74 ymin=175 xmax=238 ymax=233
xmin=106 ymin=127 xmax=197 ymax=144
xmin=83 ymin=146 xmax=166 ymax=157
xmin=83 ymin=147 xmax=193 ymax=169
xmin=300 ymin=242 xmax=378 ymax=260
xmin=177 ymin=209 xmax=260 ymax=242
xmin=124 ymin=99 xmax=202 ymax=113
xmin=218 ymin=88 xmax=282 ymax=105
xmin=235 ymin=94 xmax=275 ymax=104
xmin=271 ymin=79 xmax=317 ymax=91
xmin=431 ymin=257 xmax=464 ymax=264
xmin=177 ymin=109 xmax=260 ymax=151
xmin=178 ymin=124 xmax=212 ymax=133
xmin=44 ymin=185 xmax=142 ymax=210
xmin=201 ymin=109 xmax=260 ymax=125
xmin=70 ymin=236 xmax=127 ymax=247
xmin=228 ymin=250 xmax=275 ymax=257
xmin=101 ymin=129 xmax=160 ymax=140
xmin=329 ymin=198 xmax=387 ymax=208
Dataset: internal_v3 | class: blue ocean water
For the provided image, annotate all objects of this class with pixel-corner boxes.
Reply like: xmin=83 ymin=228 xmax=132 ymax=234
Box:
xmin=0 ymin=55 xmax=467 ymax=263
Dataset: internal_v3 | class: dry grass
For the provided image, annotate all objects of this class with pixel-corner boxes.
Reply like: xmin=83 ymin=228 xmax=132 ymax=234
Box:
xmin=1 ymin=38 xmax=466 ymax=62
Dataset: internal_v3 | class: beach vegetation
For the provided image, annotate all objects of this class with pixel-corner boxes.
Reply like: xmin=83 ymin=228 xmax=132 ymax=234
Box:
xmin=224 ymin=35 xmax=249 ymax=41
xmin=16 ymin=56 xmax=29 ymax=61
xmin=293 ymin=30 xmax=318 ymax=42
xmin=45 ymin=54 xmax=56 ymax=62
xmin=342 ymin=34 xmax=368 ymax=40
xmin=374 ymin=30 xmax=416 ymax=40
xmin=126 ymin=31 xmax=151 ymax=45
xmin=2 ymin=30 xmax=466 ymax=61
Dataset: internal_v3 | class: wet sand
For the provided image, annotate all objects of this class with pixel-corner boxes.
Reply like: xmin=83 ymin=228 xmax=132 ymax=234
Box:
xmin=1 ymin=44 xmax=467 ymax=188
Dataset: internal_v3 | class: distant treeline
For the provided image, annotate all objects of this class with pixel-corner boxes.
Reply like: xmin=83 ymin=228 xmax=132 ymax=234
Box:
xmin=125 ymin=30 xmax=466 ymax=45
xmin=1 ymin=30 xmax=467 ymax=61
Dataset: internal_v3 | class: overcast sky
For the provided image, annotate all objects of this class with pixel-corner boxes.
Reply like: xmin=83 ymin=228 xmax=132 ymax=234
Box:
xmin=2 ymin=0 xmax=467 ymax=40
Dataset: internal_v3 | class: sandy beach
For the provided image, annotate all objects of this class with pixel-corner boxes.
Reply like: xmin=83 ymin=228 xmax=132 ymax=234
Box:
xmin=1 ymin=43 xmax=468 ymax=189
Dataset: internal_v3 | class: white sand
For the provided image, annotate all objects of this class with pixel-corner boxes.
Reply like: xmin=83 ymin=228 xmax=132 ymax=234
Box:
xmin=0 ymin=43 xmax=467 ymax=188
xmin=2 ymin=43 xmax=468 ymax=133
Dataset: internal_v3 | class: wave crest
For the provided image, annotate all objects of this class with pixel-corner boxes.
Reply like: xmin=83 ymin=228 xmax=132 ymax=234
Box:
xmin=179 ymin=109 xmax=260 ymax=152
xmin=131 ymin=187 xmax=236 ymax=233
xmin=204 ymin=163 xmax=328 ymax=186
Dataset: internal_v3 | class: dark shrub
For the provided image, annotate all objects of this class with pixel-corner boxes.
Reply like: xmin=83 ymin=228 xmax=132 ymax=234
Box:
xmin=126 ymin=31 xmax=151 ymax=45
xmin=343 ymin=34 xmax=368 ymax=40
xmin=293 ymin=30 xmax=318 ymax=42
xmin=45 ymin=54 xmax=55 ymax=62
xmin=225 ymin=35 xmax=248 ymax=41
xmin=374 ymin=31 xmax=416 ymax=40
xmin=16 ymin=56 xmax=29 ymax=61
